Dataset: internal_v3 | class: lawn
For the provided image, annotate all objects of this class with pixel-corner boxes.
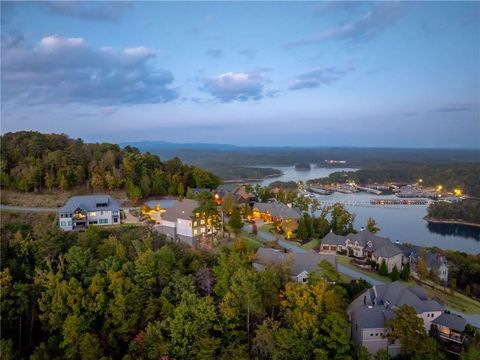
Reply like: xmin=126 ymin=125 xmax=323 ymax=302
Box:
xmin=336 ymin=255 xmax=394 ymax=284
xmin=259 ymin=223 xmax=274 ymax=232
xmin=239 ymin=231 xmax=263 ymax=250
xmin=301 ymin=238 xmax=320 ymax=250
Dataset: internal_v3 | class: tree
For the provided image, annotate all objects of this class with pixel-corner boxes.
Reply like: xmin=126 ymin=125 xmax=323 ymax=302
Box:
xmin=296 ymin=217 xmax=309 ymax=241
xmin=177 ymin=182 xmax=185 ymax=197
xmin=357 ymin=346 xmax=371 ymax=360
xmin=317 ymin=259 xmax=341 ymax=284
xmin=374 ymin=349 xmax=390 ymax=360
xmin=366 ymin=217 xmax=380 ymax=233
xmin=330 ymin=204 xmax=355 ymax=235
xmin=385 ymin=305 xmax=444 ymax=359
xmin=196 ymin=266 xmax=214 ymax=296
xmin=228 ymin=208 xmax=244 ymax=235
xmin=390 ymin=265 xmax=399 ymax=281
xmin=400 ymin=263 xmax=410 ymax=281
xmin=416 ymin=257 xmax=429 ymax=281
xmin=319 ymin=312 xmax=351 ymax=358
xmin=222 ymin=193 xmax=235 ymax=215
xmin=378 ymin=259 xmax=388 ymax=276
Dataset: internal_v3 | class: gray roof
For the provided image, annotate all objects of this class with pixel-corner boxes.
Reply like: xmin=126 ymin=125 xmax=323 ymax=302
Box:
xmin=398 ymin=244 xmax=447 ymax=270
xmin=372 ymin=241 xmax=403 ymax=258
xmin=351 ymin=306 xmax=395 ymax=329
xmin=321 ymin=232 xmax=346 ymax=246
xmin=366 ymin=281 xmax=444 ymax=313
xmin=59 ymin=195 xmax=121 ymax=213
xmin=432 ymin=313 xmax=467 ymax=332
xmin=254 ymin=248 xmax=336 ymax=276
xmin=162 ymin=199 xmax=200 ymax=222
xmin=253 ymin=202 xmax=301 ymax=220
xmin=322 ymin=229 xmax=403 ymax=259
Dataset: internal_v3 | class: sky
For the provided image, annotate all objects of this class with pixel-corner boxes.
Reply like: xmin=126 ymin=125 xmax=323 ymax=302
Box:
xmin=1 ymin=1 xmax=479 ymax=148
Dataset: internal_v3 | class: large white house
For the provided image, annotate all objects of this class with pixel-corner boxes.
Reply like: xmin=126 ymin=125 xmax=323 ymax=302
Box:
xmin=320 ymin=230 xmax=405 ymax=272
xmin=155 ymin=199 xmax=216 ymax=247
xmin=58 ymin=195 xmax=121 ymax=231
xmin=348 ymin=282 xmax=453 ymax=356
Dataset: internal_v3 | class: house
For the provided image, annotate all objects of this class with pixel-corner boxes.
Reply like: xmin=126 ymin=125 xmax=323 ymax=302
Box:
xmin=320 ymin=230 xmax=404 ymax=272
xmin=253 ymin=248 xmax=337 ymax=283
xmin=155 ymin=199 xmax=216 ymax=247
xmin=215 ymin=184 xmax=255 ymax=204
xmin=399 ymin=245 xmax=449 ymax=284
xmin=252 ymin=202 xmax=301 ymax=238
xmin=58 ymin=195 xmax=121 ymax=231
xmin=348 ymin=281 xmax=447 ymax=356
xmin=431 ymin=312 xmax=467 ymax=355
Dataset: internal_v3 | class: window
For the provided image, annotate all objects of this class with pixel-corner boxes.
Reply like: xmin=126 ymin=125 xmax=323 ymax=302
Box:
xmin=193 ymin=229 xmax=198 ymax=235
xmin=193 ymin=221 xmax=197 ymax=226
xmin=68 ymin=221 xmax=72 ymax=226
xmin=201 ymin=227 xmax=205 ymax=233
xmin=88 ymin=211 xmax=96 ymax=217
xmin=370 ymin=333 xmax=374 ymax=337
xmin=200 ymin=219 xmax=206 ymax=225
xmin=60 ymin=221 xmax=66 ymax=226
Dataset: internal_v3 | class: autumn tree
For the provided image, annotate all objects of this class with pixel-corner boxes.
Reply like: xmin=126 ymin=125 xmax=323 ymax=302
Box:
xmin=366 ymin=217 xmax=380 ymax=233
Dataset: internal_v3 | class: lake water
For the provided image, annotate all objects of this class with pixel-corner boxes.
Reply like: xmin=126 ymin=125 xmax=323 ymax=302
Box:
xmin=258 ymin=165 xmax=358 ymax=186
xmin=257 ymin=166 xmax=480 ymax=255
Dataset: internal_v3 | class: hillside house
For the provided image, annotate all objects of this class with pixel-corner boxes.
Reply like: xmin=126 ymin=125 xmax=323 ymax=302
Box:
xmin=58 ymin=195 xmax=121 ymax=231
xmin=253 ymin=248 xmax=337 ymax=283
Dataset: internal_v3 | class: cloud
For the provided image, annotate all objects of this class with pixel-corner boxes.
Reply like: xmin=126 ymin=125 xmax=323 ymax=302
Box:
xmin=289 ymin=67 xmax=349 ymax=90
xmin=431 ymin=103 xmax=477 ymax=113
xmin=42 ymin=2 xmax=131 ymax=22
xmin=239 ymin=48 xmax=256 ymax=60
xmin=200 ymin=71 xmax=267 ymax=102
xmin=205 ymin=48 xmax=222 ymax=59
xmin=288 ymin=2 xmax=404 ymax=47
xmin=1 ymin=34 xmax=178 ymax=105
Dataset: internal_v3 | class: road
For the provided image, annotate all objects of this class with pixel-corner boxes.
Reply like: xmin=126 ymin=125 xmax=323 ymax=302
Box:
xmin=0 ymin=204 xmax=58 ymax=212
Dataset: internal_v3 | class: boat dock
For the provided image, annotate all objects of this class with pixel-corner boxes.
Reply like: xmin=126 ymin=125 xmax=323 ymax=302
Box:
xmin=371 ymin=199 xmax=429 ymax=205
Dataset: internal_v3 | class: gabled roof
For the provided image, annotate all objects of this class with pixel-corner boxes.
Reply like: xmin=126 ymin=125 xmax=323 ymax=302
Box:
xmin=162 ymin=199 xmax=200 ymax=222
xmin=433 ymin=313 xmax=467 ymax=332
xmin=254 ymin=248 xmax=336 ymax=276
xmin=347 ymin=230 xmax=390 ymax=247
xmin=351 ymin=305 xmax=395 ymax=329
xmin=59 ymin=195 xmax=121 ymax=213
xmin=367 ymin=281 xmax=444 ymax=313
xmin=372 ymin=241 xmax=403 ymax=258
xmin=253 ymin=202 xmax=301 ymax=220
xmin=321 ymin=232 xmax=346 ymax=246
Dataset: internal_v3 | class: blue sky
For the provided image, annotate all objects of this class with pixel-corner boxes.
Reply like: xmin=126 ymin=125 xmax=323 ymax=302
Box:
xmin=1 ymin=1 xmax=479 ymax=147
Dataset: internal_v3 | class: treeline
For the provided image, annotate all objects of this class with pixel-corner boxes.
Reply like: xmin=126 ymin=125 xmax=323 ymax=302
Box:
xmin=427 ymin=200 xmax=480 ymax=225
xmin=209 ymin=166 xmax=282 ymax=181
xmin=308 ymin=163 xmax=480 ymax=197
xmin=0 ymin=131 xmax=221 ymax=201
xmin=1 ymin=214 xmax=367 ymax=360
xmin=444 ymin=249 xmax=480 ymax=298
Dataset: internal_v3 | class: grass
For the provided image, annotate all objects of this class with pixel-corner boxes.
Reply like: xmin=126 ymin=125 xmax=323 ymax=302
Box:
xmin=239 ymin=231 xmax=263 ymax=250
xmin=1 ymin=189 xmax=129 ymax=208
xmin=336 ymin=255 xmax=394 ymax=284
xmin=427 ymin=286 xmax=480 ymax=314
xmin=301 ymin=238 xmax=320 ymax=250
xmin=259 ymin=224 xmax=274 ymax=232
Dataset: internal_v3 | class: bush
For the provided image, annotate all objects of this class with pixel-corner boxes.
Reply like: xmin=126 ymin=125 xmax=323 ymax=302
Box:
xmin=390 ymin=265 xmax=399 ymax=281
xmin=378 ymin=259 xmax=389 ymax=276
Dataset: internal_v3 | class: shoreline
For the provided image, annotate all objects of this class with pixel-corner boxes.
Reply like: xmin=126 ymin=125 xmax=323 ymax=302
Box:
xmin=424 ymin=216 xmax=480 ymax=229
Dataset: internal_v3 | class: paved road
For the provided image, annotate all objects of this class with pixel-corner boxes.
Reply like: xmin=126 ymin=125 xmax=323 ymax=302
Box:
xmin=0 ymin=204 xmax=58 ymax=212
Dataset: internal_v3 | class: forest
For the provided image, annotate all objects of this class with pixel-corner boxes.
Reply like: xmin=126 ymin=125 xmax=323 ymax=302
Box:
xmin=427 ymin=200 xmax=480 ymax=225
xmin=2 ymin=211 xmax=468 ymax=360
xmin=308 ymin=163 xmax=480 ymax=197
xmin=0 ymin=131 xmax=221 ymax=202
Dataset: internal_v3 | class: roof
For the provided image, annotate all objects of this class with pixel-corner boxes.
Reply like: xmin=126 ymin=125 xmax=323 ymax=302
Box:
xmin=372 ymin=241 xmax=403 ymax=258
xmin=347 ymin=230 xmax=391 ymax=248
xmin=433 ymin=313 xmax=467 ymax=332
xmin=351 ymin=306 xmax=395 ymax=329
xmin=321 ymin=232 xmax=346 ymax=246
xmin=398 ymin=244 xmax=447 ymax=270
xmin=254 ymin=248 xmax=336 ymax=276
xmin=366 ymin=281 xmax=444 ymax=313
xmin=216 ymin=183 xmax=242 ymax=196
xmin=253 ymin=202 xmax=301 ymax=220
xmin=59 ymin=195 xmax=121 ymax=213
xmin=162 ymin=199 xmax=200 ymax=222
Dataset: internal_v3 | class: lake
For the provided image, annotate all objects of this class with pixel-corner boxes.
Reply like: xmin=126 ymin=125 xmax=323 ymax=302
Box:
xmin=256 ymin=166 xmax=480 ymax=255
xmin=257 ymin=165 xmax=358 ymax=186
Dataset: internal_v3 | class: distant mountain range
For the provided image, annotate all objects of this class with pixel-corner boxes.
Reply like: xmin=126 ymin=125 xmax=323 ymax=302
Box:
xmin=120 ymin=140 xmax=242 ymax=152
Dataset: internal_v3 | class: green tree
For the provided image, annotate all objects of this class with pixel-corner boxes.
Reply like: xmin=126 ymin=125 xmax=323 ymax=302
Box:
xmin=357 ymin=346 xmax=371 ymax=360
xmin=296 ymin=217 xmax=309 ymax=241
xmin=222 ymin=192 xmax=235 ymax=214
xmin=378 ymin=259 xmax=388 ymax=276
xmin=400 ymin=263 xmax=410 ymax=281
xmin=416 ymin=257 xmax=429 ymax=281
xmin=228 ymin=208 xmax=244 ymax=235
xmin=374 ymin=349 xmax=390 ymax=360
xmin=390 ymin=265 xmax=399 ymax=281
xmin=366 ymin=217 xmax=380 ymax=233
